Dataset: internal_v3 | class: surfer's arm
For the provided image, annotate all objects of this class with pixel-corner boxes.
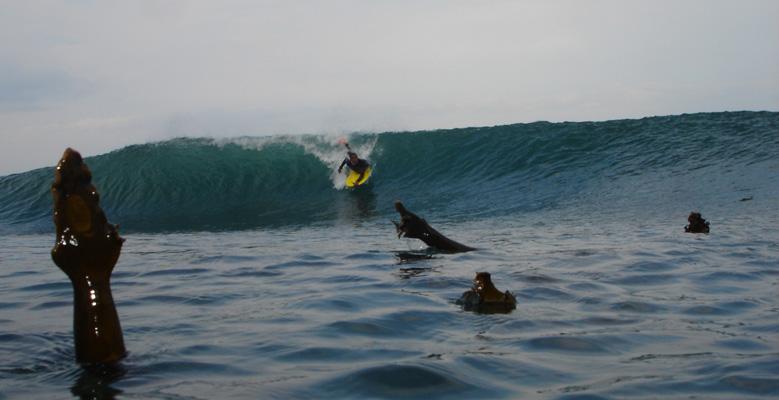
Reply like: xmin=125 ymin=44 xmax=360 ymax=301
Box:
xmin=337 ymin=159 xmax=347 ymax=173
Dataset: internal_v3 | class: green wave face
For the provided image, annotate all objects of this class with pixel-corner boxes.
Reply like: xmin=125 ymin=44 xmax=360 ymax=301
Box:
xmin=1 ymin=111 xmax=777 ymax=233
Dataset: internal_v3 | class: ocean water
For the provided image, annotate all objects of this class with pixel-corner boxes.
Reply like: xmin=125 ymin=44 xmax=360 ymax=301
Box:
xmin=1 ymin=111 xmax=778 ymax=399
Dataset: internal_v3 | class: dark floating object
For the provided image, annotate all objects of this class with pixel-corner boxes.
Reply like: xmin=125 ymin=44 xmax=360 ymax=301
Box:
xmin=392 ymin=201 xmax=475 ymax=253
xmin=51 ymin=148 xmax=126 ymax=365
xmin=684 ymin=211 xmax=710 ymax=234
xmin=740 ymin=196 xmax=753 ymax=202
xmin=457 ymin=272 xmax=516 ymax=314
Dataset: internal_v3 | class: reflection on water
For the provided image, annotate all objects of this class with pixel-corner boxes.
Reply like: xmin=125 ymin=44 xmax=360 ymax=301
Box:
xmin=396 ymin=267 xmax=439 ymax=280
xmin=394 ymin=251 xmax=436 ymax=264
xmin=350 ymin=187 xmax=378 ymax=219
xmin=334 ymin=186 xmax=378 ymax=223
xmin=71 ymin=364 xmax=125 ymax=400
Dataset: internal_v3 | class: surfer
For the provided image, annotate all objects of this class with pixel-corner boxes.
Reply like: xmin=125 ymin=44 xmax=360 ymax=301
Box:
xmin=338 ymin=150 xmax=371 ymax=184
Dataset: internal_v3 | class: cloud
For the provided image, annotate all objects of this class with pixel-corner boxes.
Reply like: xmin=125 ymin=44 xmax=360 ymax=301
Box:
xmin=0 ymin=64 xmax=88 ymax=111
xmin=0 ymin=0 xmax=777 ymax=175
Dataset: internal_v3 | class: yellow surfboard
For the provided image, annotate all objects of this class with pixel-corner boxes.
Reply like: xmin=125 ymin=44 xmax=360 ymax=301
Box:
xmin=345 ymin=167 xmax=372 ymax=188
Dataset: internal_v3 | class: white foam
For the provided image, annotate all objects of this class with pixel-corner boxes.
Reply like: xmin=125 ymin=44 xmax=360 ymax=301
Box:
xmin=215 ymin=134 xmax=378 ymax=189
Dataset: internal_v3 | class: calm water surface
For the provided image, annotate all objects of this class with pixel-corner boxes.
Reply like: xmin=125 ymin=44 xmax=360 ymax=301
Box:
xmin=1 ymin=209 xmax=777 ymax=399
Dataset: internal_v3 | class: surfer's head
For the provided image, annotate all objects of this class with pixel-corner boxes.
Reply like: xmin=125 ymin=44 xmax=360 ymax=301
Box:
xmin=347 ymin=152 xmax=358 ymax=163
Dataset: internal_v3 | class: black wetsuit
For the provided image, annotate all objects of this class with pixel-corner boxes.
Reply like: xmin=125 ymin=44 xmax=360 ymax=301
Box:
xmin=339 ymin=158 xmax=370 ymax=174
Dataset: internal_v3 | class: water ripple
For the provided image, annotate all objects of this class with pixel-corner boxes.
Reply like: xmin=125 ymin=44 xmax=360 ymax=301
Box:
xmin=319 ymin=364 xmax=497 ymax=399
xmin=522 ymin=336 xmax=621 ymax=354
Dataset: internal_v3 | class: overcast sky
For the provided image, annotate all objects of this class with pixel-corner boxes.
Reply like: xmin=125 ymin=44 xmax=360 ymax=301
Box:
xmin=1 ymin=0 xmax=777 ymax=175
